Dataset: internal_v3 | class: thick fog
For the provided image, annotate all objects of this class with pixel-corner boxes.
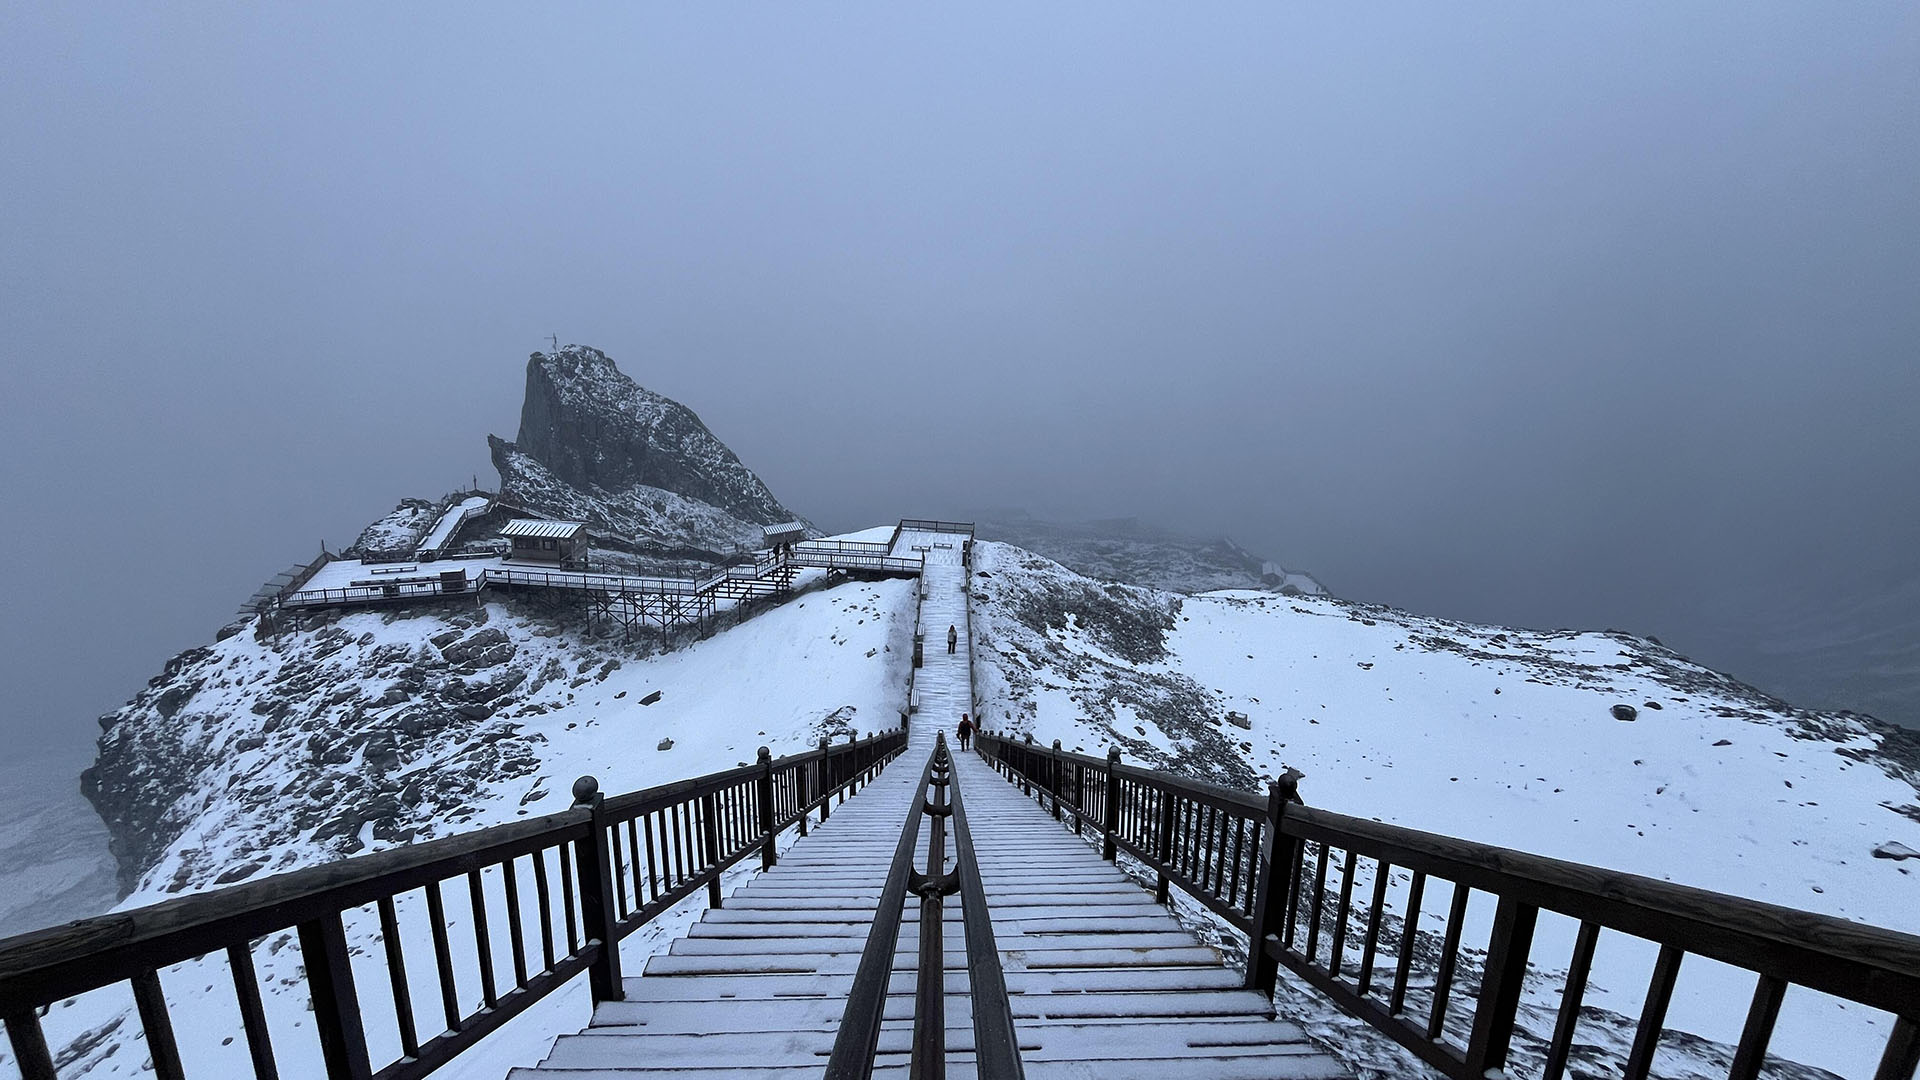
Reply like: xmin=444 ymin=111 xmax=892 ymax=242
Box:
xmin=3 ymin=3 xmax=1918 ymax=771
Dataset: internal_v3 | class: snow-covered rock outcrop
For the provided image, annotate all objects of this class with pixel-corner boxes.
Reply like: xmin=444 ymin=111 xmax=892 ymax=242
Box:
xmin=490 ymin=345 xmax=802 ymax=553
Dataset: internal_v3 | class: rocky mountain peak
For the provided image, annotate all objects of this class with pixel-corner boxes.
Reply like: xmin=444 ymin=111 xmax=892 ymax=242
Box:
xmin=489 ymin=345 xmax=801 ymax=542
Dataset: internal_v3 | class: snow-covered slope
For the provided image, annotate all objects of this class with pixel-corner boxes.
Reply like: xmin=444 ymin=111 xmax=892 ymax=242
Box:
xmin=967 ymin=541 xmax=1920 ymax=1079
xmin=18 ymin=575 xmax=916 ymax=1080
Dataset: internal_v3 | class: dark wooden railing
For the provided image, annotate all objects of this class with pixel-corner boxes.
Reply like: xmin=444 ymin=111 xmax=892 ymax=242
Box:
xmin=0 ymin=731 xmax=905 ymax=1080
xmin=974 ymin=730 xmax=1920 ymax=1080
xmin=826 ymin=736 xmax=1023 ymax=1080
xmin=895 ymin=518 xmax=976 ymax=537
xmin=794 ymin=539 xmax=894 ymax=557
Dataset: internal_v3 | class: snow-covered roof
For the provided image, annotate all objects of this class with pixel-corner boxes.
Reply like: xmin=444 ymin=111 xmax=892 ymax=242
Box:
xmin=762 ymin=522 xmax=807 ymax=540
xmin=501 ymin=518 xmax=588 ymax=540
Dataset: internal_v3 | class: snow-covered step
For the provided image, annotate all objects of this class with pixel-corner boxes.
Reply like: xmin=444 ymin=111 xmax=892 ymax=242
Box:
xmin=951 ymin=735 xmax=1350 ymax=1078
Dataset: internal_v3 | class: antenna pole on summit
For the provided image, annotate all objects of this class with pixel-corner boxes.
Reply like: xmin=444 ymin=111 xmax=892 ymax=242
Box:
xmin=550 ymin=333 xmax=559 ymax=351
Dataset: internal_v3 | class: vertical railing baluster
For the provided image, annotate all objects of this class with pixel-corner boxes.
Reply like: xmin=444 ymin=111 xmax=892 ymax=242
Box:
xmin=425 ymin=880 xmax=461 ymax=1029
xmin=502 ymin=858 xmax=530 ymax=989
xmin=1304 ymin=842 xmax=1331 ymax=963
xmin=131 ymin=968 xmax=188 ymax=1080
xmin=533 ymin=848 xmax=558 ymax=972
xmin=375 ymin=897 xmax=420 ymax=1058
xmin=1329 ymin=849 xmax=1358 ymax=978
xmin=1623 ymin=944 xmax=1684 ymax=1080
xmin=1542 ymin=920 xmax=1600 ymax=1080
xmin=1226 ymin=814 xmax=1246 ymax=910
xmin=1356 ymin=860 xmax=1391 ymax=997
xmin=227 ymin=939 xmax=280 ymax=1080
xmin=625 ymin=818 xmax=645 ymax=908
xmin=1389 ymin=871 xmax=1426 ymax=1017
xmin=468 ymin=870 xmax=498 ymax=1008
xmin=558 ymin=846 xmax=580 ymax=956
xmin=1281 ymin=826 xmax=1307 ymax=948
xmin=642 ymin=809 xmax=661 ymax=902
xmin=1426 ymin=883 xmax=1471 ymax=1040
xmin=298 ymin=912 xmax=373 ymax=1080
xmin=1726 ymin=973 xmax=1787 ymax=1080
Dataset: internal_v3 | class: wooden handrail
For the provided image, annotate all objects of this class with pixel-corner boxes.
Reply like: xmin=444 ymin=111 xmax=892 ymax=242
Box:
xmin=972 ymin=729 xmax=1920 ymax=1080
xmin=0 ymin=730 xmax=909 ymax=1080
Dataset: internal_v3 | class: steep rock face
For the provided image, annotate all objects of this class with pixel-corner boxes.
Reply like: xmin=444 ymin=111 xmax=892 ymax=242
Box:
xmin=495 ymin=345 xmax=798 ymax=531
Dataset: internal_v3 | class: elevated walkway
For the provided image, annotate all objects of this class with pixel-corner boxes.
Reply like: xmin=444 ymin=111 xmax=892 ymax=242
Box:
xmin=269 ymin=521 xmax=932 ymax=641
xmin=509 ymin=527 xmax=1347 ymax=1078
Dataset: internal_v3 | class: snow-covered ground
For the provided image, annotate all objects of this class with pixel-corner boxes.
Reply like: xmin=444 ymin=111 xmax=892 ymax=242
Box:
xmin=8 ymin=574 xmax=917 ymax=1080
xmin=968 ymin=542 xmax=1920 ymax=1079
xmin=418 ymin=496 xmax=491 ymax=554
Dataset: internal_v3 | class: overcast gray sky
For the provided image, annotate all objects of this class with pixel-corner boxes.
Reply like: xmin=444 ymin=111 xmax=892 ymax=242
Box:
xmin=4 ymin=3 xmax=1918 ymax=765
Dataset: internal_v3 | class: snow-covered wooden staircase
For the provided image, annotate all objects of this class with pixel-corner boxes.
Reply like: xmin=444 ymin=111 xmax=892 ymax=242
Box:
xmin=508 ymin=527 xmax=1348 ymax=1078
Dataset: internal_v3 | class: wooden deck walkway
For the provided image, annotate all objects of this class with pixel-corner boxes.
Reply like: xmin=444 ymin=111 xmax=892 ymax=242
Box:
xmin=509 ymin=528 xmax=1348 ymax=1079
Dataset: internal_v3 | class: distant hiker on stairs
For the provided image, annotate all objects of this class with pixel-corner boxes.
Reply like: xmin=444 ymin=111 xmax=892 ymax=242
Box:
xmin=957 ymin=714 xmax=974 ymax=750
xmin=947 ymin=624 xmax=958 ymax=654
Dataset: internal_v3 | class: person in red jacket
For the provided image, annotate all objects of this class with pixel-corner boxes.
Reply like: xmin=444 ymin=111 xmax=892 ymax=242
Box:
xmin=956 ymin=713 xmax=974 ymax=750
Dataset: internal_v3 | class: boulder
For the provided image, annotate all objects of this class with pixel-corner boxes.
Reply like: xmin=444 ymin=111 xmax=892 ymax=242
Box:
xmin=1611 ymin=704 xmax=1639 ymax=722
xmin=1871 ymin=841 xmax=1919 ymax=861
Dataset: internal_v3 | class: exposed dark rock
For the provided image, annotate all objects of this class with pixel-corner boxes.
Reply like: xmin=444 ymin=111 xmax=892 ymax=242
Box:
xmin=1612 ymin=704 xmax=1639 ymax=722
xmin=484 ymin=346 xmax=804 ymax=554
xmin=441 ymin=628 xmax=514 ymax=669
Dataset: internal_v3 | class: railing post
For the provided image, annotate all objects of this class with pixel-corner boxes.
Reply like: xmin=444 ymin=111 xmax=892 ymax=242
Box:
xmin=818 ymin=736 xmax=832 ymax=820
xmin=1245 ymin=769 xmax=1302 ymax=995
xmin=570 ymin=775 xmax=625 ymax=1002
xmin=1154 ymin=791 xmax=1176 ymax=904
xmin=701 ymin=791 xmax=725 ymax=908
xmin=757 ymin=746 xmax=778 ymax=870
xmin=1049 ymin=739 xmax=1063 ymax=820
xmin=1102 ymin=746 xmax=1121 ymax=861
xmin=1021 ymin=733 xmax=1034 ymax=796
xmin=795 ymin=747 xmax=811 ymax=837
